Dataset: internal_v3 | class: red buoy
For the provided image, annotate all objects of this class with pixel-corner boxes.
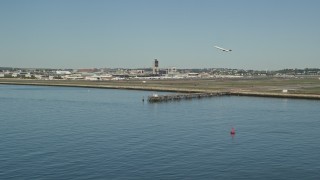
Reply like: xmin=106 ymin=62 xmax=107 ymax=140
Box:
xmin=230 ymin=127 xmax=235 ymax=134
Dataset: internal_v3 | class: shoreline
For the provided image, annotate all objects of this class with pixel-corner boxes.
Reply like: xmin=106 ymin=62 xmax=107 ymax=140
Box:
xmin=1 ymin=79 xmax=320 ymax=100
xmin=0 ymin=80 xmax=205 ymax=93
xmin=229 ymin=91 xmax=320 ymax=100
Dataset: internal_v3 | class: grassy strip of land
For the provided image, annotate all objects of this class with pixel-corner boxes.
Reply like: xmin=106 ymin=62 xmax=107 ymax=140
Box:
xmin=1 ymin=78 xmax=320 ymax=99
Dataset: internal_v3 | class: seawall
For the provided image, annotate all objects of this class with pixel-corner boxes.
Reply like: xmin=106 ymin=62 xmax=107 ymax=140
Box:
xmin=230 ymin=91 xmax=320 ymax=100
xmin=1 ymin=79 xmax=320 ymax=100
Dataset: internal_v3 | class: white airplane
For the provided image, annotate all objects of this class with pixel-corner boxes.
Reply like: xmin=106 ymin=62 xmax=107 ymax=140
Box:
xmin=214 ymin=45 xmax=232 ymax=52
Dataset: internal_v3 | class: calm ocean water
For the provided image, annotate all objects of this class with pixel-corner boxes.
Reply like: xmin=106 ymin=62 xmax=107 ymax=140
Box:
xmin=1 ymin=84 xmax=320 ymax=179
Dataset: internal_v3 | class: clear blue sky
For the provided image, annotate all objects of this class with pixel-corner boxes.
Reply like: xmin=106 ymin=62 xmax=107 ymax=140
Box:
xmin=1 ymin=0 xmax=319 ymax=70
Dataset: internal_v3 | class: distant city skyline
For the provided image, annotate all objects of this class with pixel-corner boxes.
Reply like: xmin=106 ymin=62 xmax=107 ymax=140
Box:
xmin=1 ymin=0 xmax=320 ymax=70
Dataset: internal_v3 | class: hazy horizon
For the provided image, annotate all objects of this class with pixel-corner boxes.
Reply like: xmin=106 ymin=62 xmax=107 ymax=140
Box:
xmin=1 ymin=0 xmax=320 ymax=70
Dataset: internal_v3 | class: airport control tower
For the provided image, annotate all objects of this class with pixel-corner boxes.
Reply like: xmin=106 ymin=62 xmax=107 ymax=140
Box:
xmin=153 ymin=59 xmax=159 ymax=75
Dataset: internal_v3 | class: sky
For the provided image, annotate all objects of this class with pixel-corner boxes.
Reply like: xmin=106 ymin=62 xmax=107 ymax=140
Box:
xmin=0 ymin=0 xmax=320 ymax=70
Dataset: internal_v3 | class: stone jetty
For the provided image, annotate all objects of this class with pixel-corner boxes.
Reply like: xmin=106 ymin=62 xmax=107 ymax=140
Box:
xmin=148 ymin=92 xmax=230 ymax=103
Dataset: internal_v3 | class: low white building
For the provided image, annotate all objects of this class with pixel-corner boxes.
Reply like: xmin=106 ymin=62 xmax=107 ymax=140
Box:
xmin=56 ymin=71 xmax=72 ymax=75
xmin=25 ymin=73 xmax=32 ymax=78
xmin=35 ymin=75 xmax=44 ymax=79
xmin=85 ymin=74 xmax=112 ymax=81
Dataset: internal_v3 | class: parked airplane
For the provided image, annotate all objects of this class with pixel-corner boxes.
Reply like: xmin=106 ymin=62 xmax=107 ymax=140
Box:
xmin=214 ymin=46 xmax=232 ymax=52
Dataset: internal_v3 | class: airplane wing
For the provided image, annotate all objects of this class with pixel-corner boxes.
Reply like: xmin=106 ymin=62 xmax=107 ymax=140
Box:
xmin=214 ymin=46 xmax=232 ymax=52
